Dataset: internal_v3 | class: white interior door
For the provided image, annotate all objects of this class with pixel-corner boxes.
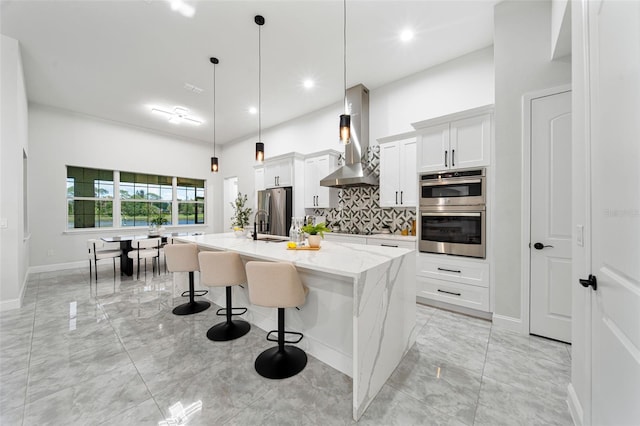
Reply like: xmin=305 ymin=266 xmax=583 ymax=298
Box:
xmin=589 ymin=1 xmax=640 ymax=424
xmin=223 ymin=177 xmax=238 ymax=231
xmin=530 ymin=90 xmax=572 ymax=343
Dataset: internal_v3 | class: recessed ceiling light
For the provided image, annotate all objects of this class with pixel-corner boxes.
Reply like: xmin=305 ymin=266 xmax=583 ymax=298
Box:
xmin=248 ymin=107 xmax=258 ymax=115
xmin=400 ymin=29 xmax=414 ymax=43
xmin=166 ymin=0 xmax=195 ymax=18
xmin=303 ymin=79 xmax=315 ymax=89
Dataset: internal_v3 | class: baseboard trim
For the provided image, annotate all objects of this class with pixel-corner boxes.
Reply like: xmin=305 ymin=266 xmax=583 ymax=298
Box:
xmin=416 ymin=296 xmax=492 ymax=320
xmin=29 ymin=261 xmax=86 ymax=274
xmin=491 ymin=313 xmax=525 ymax=333
xmin=567 ymin=383 xmax=583 ymax=426
xmin=0 ymin=269 xmax=30 ymax=312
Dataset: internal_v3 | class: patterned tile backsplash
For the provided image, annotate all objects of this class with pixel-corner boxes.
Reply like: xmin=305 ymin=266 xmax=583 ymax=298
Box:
xmin=309 ymin=145 xmax=416 ymax=235
xmin=310 ymin=186 xmax=416 ymax=235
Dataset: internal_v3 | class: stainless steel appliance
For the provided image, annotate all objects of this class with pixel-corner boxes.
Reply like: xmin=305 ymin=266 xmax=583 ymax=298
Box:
xmin=419 ymin=168 xmax=486 ymax=258
xmin=420 ymin=169 xmax=485 ymax=207
xmin=256 ymin=187 xmax=293 ymax=237
xmin=419 ymin=205 xmax=486 ymax=258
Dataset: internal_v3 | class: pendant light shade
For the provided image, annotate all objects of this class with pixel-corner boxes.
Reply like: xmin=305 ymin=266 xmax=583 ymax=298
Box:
xmin=255 ymin=15 xmax=266 ymax=163
xmin=339 ymin=0 xmax=351 ymax=145
xmin=210 ymin=56 xmax=219 ymax=172
xmin=255 ymin=142 xmax=265 ymax=162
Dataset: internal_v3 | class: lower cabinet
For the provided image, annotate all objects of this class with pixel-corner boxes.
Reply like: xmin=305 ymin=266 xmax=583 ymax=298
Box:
xmin=416 ymin=253 xmax=490 ymax=312
xmin=366 ymin=238 xmax=416 ymax=250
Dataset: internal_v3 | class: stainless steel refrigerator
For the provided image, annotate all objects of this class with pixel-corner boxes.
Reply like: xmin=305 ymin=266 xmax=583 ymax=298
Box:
xmin=256 ymin=187 xmax=293 ymax=237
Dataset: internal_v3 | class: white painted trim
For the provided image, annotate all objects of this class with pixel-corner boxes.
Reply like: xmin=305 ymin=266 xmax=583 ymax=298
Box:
xmin=491 ymin=313 xmax=523 ymax=333
xmin=521 ymin=84 xmax=572 ymax=337
xmin=29 ymin=260 xmax=86 ymax=274
xmin=567 ymin=383 xmax=584 ymax=426
xmin=0 ymin=271 xmax=29 ymax=312
xmin=411 ymin=104 xmax=494 ymax=129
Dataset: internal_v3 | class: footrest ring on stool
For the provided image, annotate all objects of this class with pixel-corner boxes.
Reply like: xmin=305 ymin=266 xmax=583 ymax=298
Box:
xmin=216 ymin=307 xmax=248 ymax=317
xmin=266 ymin=330 xmax=303 ymax=344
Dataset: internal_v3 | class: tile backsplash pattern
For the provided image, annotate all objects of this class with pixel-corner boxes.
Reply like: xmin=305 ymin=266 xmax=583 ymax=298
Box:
xmin=311 ymin=145 xmax=416 ymax=234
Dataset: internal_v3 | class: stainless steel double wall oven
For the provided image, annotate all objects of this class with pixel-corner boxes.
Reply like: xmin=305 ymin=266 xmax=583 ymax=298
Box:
xmin=419 ymin=169 xmax=486 ymax=258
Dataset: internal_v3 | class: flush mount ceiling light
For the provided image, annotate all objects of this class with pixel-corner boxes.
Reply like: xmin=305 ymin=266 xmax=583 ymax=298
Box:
xmin=255 ymin=15 xmax=266 ymax=163
xmin=339 ymin=0 xmax=351 ymax=145
xmin=210 ymin=57 xmax=219 ymax=173
xmin=151 ymin=106 xmax=203 ymax=125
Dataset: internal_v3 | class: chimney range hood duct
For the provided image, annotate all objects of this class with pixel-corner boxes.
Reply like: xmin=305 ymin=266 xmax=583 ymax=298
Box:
xmin=320 ymin=84 xmax=378 ymax=188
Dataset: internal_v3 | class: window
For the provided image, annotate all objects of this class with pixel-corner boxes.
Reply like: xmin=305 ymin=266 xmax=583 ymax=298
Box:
xmin=177 ymin=177 xmax=205 ymax=225
xmin=66 ymin=166 xmax=206 ymax=230
xmin=67 ymin=166 xmax=114 ymax=228
xmin=120 ymin=172 xmax=172 ymax=227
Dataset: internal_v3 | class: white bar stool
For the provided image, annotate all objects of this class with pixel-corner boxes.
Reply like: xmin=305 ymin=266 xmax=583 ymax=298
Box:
xmin=245 ymin=261 xmax=309 ymax=379
xmin=198 ymin=251 xmax=251 ymax=341
xmin=165 ymin=243 xmax=210 ymax=315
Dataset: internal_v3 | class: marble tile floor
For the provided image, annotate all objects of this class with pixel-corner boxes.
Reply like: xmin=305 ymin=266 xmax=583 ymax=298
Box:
xmin=0 ymin=267 xmax=573 ymax=425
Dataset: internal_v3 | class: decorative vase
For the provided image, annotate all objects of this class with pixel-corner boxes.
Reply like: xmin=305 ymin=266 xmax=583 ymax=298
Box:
xmin=307 ymin=234 xmax=322 ymax=248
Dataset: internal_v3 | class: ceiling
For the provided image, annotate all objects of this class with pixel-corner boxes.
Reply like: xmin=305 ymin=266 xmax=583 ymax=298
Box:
xmin=1 ymin=0 xmax=496 ymax=146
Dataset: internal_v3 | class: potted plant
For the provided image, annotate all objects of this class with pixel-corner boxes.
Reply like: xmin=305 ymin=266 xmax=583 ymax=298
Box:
xmin=301 ymin=222 xmax=330 ymax=248
xmin=149 ymin=214 xmax=168 ymax=235
xmin=230 ymin=192 xmax=252 ymax=237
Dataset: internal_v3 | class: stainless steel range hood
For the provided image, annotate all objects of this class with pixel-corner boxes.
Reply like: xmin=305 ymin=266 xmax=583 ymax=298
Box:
xmin=320 ymin=84 xmax=378 ymax=188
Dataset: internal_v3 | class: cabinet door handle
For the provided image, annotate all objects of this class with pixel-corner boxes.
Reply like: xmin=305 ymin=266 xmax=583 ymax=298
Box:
xmin=437 ymin=267 xmax=461 ymax=273
xmin=452 ymin=149 xmax=455 ymax=167
xmin=400 ymin=191 xmax=403 ymax=204
xmin=437 ymin=289 xmax=461 ymax=296
xmin=444 ymin=150 xmax=448 ymax=167
xmin=381 ymin=244 xmax=399 ymax=248
xmin=395 ymin=191 xmax=398 ymax=204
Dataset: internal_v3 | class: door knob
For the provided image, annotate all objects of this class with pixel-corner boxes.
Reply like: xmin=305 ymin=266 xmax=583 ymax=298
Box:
xmin=533 ymin=242 xmax=554 ymax=250
xmin=579 ymin=274 xmax=597 ymax=291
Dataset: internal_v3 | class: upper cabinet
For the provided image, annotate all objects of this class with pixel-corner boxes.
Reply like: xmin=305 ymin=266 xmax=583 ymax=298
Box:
xmin=413 ymin=105 xmax=493 ymax=174
xmin=304 ymin=151 xmax=340 ymax=209
xmin=265 ymin=157 xmax=294 ymax=188
xmin=378 ymin=136 xmax=417 ymax=208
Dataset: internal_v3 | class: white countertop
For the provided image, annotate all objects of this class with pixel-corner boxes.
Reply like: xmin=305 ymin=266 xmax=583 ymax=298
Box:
xmin=328 ymin=232 xmax=417 ymax=242
xmin=176 ymin=233 xmax=414 ymax=279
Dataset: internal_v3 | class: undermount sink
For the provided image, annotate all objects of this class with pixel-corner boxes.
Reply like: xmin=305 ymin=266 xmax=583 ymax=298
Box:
xmin=256 ymin=236 xmax=288 ymax=243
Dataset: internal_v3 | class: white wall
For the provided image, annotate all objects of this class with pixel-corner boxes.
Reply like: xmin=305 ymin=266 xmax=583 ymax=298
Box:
xmin=28 ymin=105 xmax=222 ymax=268
xmin=1 ymin=35 xmax=30 ymax=310
xmin=493 ymin=0 xmax=571 ymax=321
xmin=220 ymin=47 xmax=494 ymax=223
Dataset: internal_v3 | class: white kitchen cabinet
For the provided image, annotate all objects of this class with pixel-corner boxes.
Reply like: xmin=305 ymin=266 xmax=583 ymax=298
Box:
xmin=323 ymin=233 xmax=365 ymax=245
xmin=264 ymin=157 xmax=293 ymax=188
xmin=378 ymin=137 xmax=417 ymax=208
xmin=415 ymin=253 xmax=490 ymax=312
xmin=254 ymin=166 xmax=265 ymax=192
xmin=366 ymin=237 xmax=416 ymax=250
xmin=304 ymin=151 xmax=340 ymax=209
xmin=413 ymin=106 xmax=493 ymax=173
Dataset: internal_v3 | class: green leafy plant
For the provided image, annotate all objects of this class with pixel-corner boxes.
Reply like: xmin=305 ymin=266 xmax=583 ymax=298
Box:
xmin=230 ymin=192 xmax=252 ymax=228
xmin=301 ymin=222 xmax=330 ymax=238
xmin=150 ymin=215 xmax=168 ymax=227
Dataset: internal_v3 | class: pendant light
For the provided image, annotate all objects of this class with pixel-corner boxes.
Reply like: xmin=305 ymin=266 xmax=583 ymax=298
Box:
xmin=339 ymin=0 xmax=351 ymax=145
xmin=255 ymin=15 xmax=265 ymax=162
xmin=210 ymin=57 xmax=219 ymax=172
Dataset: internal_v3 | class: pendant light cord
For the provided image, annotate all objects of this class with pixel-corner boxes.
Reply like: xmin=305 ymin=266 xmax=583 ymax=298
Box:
xmin=258 ymin=22 xmax=262 ymax=142
xmin=213 ymin=62 xmax=216 ymax=157
xmin=343 ymin=0 xmax=347 ymax=113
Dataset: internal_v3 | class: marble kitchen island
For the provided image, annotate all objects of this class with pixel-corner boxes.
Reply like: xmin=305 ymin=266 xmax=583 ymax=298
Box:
xmin=176 ymin=233 xmax=416 ymax=421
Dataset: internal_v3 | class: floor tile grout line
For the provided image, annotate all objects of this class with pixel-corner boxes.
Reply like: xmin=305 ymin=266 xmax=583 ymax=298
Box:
xmin=470 ymin=323 xmax=493 ymax=426
xmin=96 ymin=280 xmax=169 ymax=423
xmin=21 ymin=275 xmax=41 ymax=426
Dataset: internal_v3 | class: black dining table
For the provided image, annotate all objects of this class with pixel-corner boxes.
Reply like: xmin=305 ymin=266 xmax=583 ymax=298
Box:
xmin=101 ymin=233 xmax=189 ymax=276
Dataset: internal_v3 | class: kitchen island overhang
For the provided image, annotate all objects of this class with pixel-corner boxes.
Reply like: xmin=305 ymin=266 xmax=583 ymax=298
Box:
xmin=175 ymin=233 xmax=417 ymax=421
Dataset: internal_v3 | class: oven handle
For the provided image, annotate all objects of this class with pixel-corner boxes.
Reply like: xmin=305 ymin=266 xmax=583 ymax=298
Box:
xmin=421 ymin=212 xmax=482 ymax=217
xmin=420 ymin=178 xmax=483 ymax=187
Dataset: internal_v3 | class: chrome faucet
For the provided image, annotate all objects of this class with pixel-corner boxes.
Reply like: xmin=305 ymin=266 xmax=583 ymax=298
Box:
xmin=253 ymin=209 xmax=268 ymax=240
